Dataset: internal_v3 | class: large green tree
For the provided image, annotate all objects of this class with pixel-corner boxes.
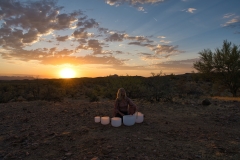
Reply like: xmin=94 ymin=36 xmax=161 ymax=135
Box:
xmin=193 ymin=40 xmax=240 ymax=97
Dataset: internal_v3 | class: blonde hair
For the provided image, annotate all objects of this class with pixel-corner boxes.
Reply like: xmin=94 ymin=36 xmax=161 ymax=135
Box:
xmin=116 ymin=88 xmax=127 ymax=100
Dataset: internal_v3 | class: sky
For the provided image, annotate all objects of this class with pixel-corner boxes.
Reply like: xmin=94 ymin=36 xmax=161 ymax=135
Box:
xmin=0 ymin=0 xmax=240 ymax=78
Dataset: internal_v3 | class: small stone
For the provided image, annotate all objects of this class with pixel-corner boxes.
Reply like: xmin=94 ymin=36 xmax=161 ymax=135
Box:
xmin=202 ymin=99 xmax=211 ymax=105
xmin=91 ymin=157 xmax=100 ymax=160
xmin=195 ymin=154 xmax=202 ymax=158
xmin=101 ymin=148 xmax=111 ymax=155
xmin=17 ymin=96 xmax=26 ymax=102
xmin=107 ymin=145 xmax=113 ymax=149
xmin=65 ymin=152 xmax=72 ymax=156
xmin=31 ymin=143 xmax=39 ymax=150
xmin=143 ymin=137 xmax=153 ymax=141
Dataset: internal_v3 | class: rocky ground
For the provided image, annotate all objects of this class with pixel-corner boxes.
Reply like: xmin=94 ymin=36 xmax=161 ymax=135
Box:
xmin=0 ymin=97 xmax=240 ymax=160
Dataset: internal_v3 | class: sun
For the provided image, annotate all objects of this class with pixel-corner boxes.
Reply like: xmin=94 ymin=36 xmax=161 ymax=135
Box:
xmin=60 ymin=68 xmax=76 ymax=78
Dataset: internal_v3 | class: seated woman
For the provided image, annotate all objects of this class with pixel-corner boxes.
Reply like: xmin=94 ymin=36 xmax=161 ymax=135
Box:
xmin=113 ymin=88 xmax=137 ymax=118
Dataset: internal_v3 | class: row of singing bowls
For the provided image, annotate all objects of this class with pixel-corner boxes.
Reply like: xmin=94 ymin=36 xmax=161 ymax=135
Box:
xmin=94 ymin=112 xmax=144 ymax=127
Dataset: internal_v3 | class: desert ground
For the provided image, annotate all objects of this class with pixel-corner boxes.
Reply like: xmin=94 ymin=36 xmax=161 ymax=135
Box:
xmin=0 ymin=97 xmax=240 ymax=160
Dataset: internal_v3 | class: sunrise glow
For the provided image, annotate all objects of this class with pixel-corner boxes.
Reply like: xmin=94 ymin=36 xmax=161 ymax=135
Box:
xmin=0 ymin=0 xmax=239 ymax=78
xmin=60 ymin=68 xmax=76 ymax=78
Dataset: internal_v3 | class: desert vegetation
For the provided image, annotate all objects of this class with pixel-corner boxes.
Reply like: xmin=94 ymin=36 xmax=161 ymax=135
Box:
xmin=0 ymin=72 xmax=234 ymax=104
xmin=194 ymin=40 xmax=240 ymax=97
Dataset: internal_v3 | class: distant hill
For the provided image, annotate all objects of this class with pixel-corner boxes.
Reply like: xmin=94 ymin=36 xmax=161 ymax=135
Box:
xmin=0 ymin=76 xmax=35 ymax=80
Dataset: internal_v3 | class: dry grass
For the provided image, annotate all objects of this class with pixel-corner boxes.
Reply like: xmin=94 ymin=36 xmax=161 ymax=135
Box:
xmin=211 ymin=96 xmax=240 ymax=101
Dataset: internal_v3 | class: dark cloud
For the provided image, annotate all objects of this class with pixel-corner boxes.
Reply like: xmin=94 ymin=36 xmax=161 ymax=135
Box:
xmin=98 ymin=27 xmax=109 ymax=34
xmin=84 ymin=19 xmax=99 ymax=28
xmin=138 ymin=52 xmax=161 ymax=60
xmin=0 ymin=0 xmax=79 ymax=49
xmin=41 ymin=55 xmax=125 ymax=66
xmin=56 ymin=35 xmax=69 ymax=42
xmin=75 ymin=39 xmax=105 ymax=54
xmin=88 ymin=39 xmax=103 ymax=54
xmin=0 ymin=47 xmax=124 ymax=66
xmin=77 ymin=39 xmax=87 ymax=44
xmin=72 ymin=29 xmax=91 ymax=39
xmin=105 ymin=33 xmax=126 ymax=42
xmin=105 ymin=33 xmax=154 ymax=43
xmin=126 ymin=36 xmax=153 ymax=43
xmin=128 ymin=41 xmax=150 ymax=47
xmin=115 ymin=51 xmax=124 ymax=54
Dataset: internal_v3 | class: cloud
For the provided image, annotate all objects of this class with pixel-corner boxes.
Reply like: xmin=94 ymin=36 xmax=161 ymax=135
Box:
xmin=77 ymin=18 xmax=99 ymax=30
xmin=128 ymin=41 xmax=151 ymax=47
xmin=115 ymin=51 xmax=124 ymax=54
xmin=0 ymin=47 xmax=124 ymax=65
xmin=151 ymin=44 xmax=184 ymax=58
xmin=138 ymin=7 xmax=144 ymax=11
xmin=0 ymin=0 xmax=81 ymax=48
xmin=150 ymin=58 xmax=199 ymax=72
xmin=126 ymin=35 xmax=153 ymax=43
xmin=105 ymin=33 xmax=126 ymax=41
xmin=72 ymin=28 xmax=94 ymax=39
xmin=0 ymin=25 xmax=40 ymax=48
xmin=223 ymin=13 xmax=235 ymax=19
xmin=56 ymin=35 xmax=69 ymax=41
xmin=105 ymin=0 xmax=166 ymax=6
xmin=41 ymin=55 xmax=125 ymax=66
xmin=75 ymin=39 xmax=105 ymax=55
xmin=157 ymin=36 xmax=166 ymax=38
xmin=105 ymin=33 xmax=154 ymax=43
xmin=104 ymin=58 xmax=199 ymax=72
xmin=221 ymin=13 xmax=240 ymax=33
xmin=87 ymin=39 xmax=103 ymax=54
xmin=183 ymin=8 xmax=196 ymax=13
xmin=0 ymin=0 xmax=186 ymax=73
xmin=222 ymin=16 xmax=240 ymax=28
xmin=160 ymin=40 xmax=171 ymax=44
xmin=97 ymin=27 xmax=109 ymax=34
xmin=139 ymin=52 xmax=161 ymax=60
xmin=110 ymin=64 xmax=150 ymax=70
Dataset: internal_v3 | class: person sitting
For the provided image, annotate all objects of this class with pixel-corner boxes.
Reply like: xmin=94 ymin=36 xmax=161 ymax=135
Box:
xmin=113 ymin=88 xmax=137 ymax=118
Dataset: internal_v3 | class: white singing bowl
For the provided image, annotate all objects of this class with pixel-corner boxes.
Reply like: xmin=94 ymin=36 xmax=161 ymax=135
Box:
xmin=123 ymin=115 xmax=135 ymax=126
xmin=134 ymin=112 xmax=144 ymax=123
xmin=111 ymin=117 xmax=122 ymax=127
xmin=94 ymin=116 xmax=101 ymax=123
xmin=101 ymin=116 xmax=110 ymax=125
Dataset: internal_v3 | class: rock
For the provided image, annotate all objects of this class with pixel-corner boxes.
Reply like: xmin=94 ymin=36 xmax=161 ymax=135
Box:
xmin=17 ymin=96 xmax=26 ymax=102
xmin=65 ymin=152 xmax=72 ymax=156
xmin=101 ymin=148 xmax=111 ymax=155
xmin=143 ymin=137 xmax=153 ymax=141
xmin=202 ymin=99 xmax=211 ymax=105
xmin=91 ymin=157 xmax=100 ymax=160
xmin=31 ymin=143 xmax=39 ymax=150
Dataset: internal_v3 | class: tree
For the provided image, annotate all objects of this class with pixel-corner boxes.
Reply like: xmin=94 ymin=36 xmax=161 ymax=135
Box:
xmin=193 ymin=40 xmax=240 ymax=97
